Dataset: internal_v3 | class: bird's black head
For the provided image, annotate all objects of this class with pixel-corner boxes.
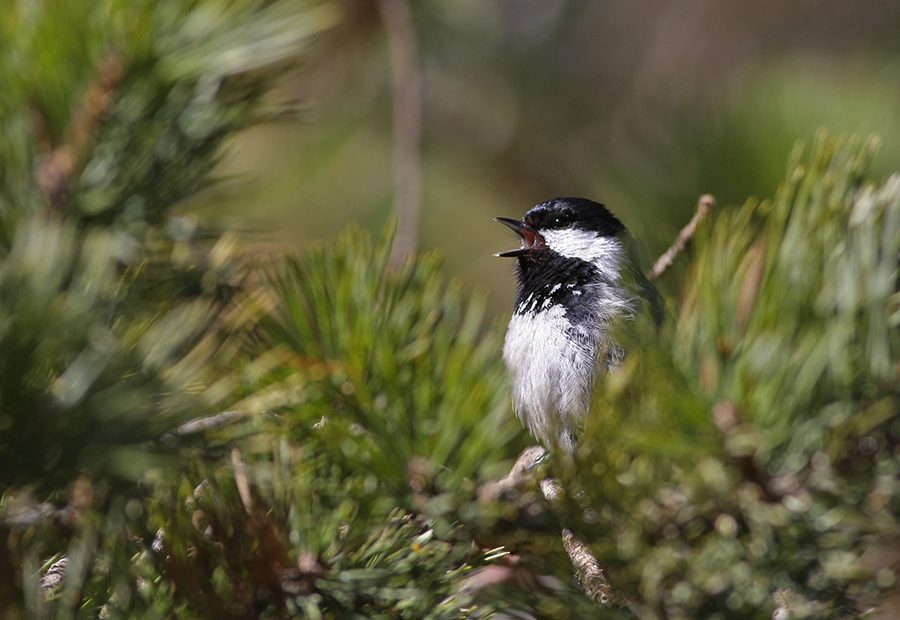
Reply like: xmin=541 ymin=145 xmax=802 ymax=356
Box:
xmin=524 ymin=197 xmax=625 ymax=237
xmin=494 ymin=197 xmax=625 ymax=258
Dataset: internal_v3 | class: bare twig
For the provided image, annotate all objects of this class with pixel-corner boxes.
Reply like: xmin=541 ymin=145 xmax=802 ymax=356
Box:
xmin=172 ymin=410 xmax=248 ymax=435
xmin=375 ymin=0 xmax=423 ymax=267
xmin=562 ymin=527 xmax=617 ymax=606
xmin=650 ymin=194 xmax=716 ymax=280
xmin=479 ymin=447 xmax=619 ymax=606
xmin=154 ymin=410 xmax=250 ymax=450
xmin=538 ymin=477 xmax=617 ymax=606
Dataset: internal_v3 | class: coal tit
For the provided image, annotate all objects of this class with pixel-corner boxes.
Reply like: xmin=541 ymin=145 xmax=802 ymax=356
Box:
xmin=495 ymin=197 xmax=661 ymax=452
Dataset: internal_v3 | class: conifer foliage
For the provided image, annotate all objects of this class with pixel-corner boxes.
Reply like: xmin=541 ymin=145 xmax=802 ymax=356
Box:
xmin=571 ymin=133 xmax=900 ymax=619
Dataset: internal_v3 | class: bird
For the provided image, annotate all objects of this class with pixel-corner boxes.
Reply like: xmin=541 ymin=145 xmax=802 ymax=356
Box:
xmin=494 ymin=197 xmax=662 ymax=452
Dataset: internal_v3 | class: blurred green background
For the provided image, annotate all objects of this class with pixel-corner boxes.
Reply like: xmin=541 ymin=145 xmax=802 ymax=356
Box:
xmin=212 ymin=0 xmax=900 ymax=313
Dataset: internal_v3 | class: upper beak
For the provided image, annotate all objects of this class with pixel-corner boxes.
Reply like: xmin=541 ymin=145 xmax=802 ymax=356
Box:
xmin=493 ymin=217 xmax=544 ymax=257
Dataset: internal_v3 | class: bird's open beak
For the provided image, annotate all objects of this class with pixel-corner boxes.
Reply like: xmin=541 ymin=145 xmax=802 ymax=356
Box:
xmin=493 ymin=217 xmax=545 ymax=257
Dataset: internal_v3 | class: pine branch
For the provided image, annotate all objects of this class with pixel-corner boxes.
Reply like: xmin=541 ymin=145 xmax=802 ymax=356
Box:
xmin=34 ymin=53 xmax=124 ymax=211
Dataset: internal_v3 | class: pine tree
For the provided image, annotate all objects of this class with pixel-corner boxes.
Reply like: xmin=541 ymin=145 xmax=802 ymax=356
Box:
xmin=2 ymin=2 xmax=900 ymax=620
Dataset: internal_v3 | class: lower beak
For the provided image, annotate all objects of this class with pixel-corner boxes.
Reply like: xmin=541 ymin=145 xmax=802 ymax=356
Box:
xmin=493 ymin=217 xmax=544 ymax=257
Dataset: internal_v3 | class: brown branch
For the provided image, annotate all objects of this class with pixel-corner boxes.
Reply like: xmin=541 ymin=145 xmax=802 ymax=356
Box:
xmin=479 ymin=447 xmax=620 ymax=607
xmin=35 ymin=53 xmax=124 ymax=210
xmin=375 ymin=0 xmax=423 ymax=267
xmin=650 ymin=194 xmax=716 ymax=280
xmin=562 ymin=527 xmax=617 ymax=606
xmin=538 ymin=477 xmax=618 ymax=606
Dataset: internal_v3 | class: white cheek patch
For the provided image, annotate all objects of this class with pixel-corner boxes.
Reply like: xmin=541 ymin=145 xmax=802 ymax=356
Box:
xmin=540 ymin=228 xmax=625 ymax=280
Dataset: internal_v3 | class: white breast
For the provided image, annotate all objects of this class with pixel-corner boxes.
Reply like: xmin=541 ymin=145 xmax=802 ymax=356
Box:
xmin=503 ymin=305 xmax=598 ymax=451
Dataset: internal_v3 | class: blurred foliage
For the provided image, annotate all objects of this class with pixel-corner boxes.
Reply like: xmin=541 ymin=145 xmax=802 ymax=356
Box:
xmin=0 ymin=0 xmax=340 ymax=482
xmin=566 ymin=132 xmax=900 ymax=619
xmin=0 ymin=0 xmax=339 ymax=617
xmin=0 ymin=217 xmax=215 ymax=490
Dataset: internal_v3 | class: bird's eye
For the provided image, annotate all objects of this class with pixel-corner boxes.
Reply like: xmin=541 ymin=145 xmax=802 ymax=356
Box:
xmin=552 ymin=216 xmax=568 ymax=228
